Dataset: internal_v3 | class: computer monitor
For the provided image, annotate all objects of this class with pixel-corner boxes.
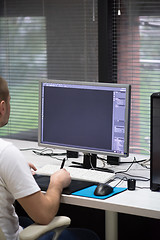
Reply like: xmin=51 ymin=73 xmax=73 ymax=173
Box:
xmin=38 ymin=80 xmax=131 ymax=168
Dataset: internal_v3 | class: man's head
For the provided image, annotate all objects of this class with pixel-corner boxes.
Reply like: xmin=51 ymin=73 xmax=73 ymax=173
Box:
xmin=0 ymin=77 xmax=10 ymax=127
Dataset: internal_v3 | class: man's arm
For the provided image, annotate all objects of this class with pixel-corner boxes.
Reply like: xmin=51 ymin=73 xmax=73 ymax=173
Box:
xmin=18 ymin=169 xmax=71 ymax=225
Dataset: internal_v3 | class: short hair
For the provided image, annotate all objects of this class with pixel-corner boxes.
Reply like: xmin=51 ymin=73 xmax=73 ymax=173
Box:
xmin=0 ymin=77 xmax=9 ymax=102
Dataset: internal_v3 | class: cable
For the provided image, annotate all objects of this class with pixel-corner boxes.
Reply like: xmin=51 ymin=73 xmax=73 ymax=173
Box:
xmin=96 ymin=156 xmax=106 ymax=168
xmin=114 ymin=157 xmax=150 ymax=183
xmin=20 ymin=147 xmax=47 ymax=152
xmin=111 ymin=176 xmax=150 ymax=192
xmin=115 ymin=157 xmax=136 ymax=174
xmin=117 ymin=172 xmax=150 ymax=181
xmin=129 ymin=146 xmax=150 ymax=168
xmin=32 ymin=149 xmax=66 ymax=157
xmin=136 ymin=186 xmax=150 ymax=189
xmin=97 ymin=155 xmax=150 ymax=169
xmin=112 ymin=177 xmax=127 ymax=188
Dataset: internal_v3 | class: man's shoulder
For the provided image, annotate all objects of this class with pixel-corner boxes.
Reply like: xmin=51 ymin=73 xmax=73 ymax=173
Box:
xmin=0 ymin=138 xmax=12 ymax=152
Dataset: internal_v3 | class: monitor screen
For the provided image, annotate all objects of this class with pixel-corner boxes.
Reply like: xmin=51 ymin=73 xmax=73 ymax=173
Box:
xmin=38 ymin=80 xmax=131 ymax=162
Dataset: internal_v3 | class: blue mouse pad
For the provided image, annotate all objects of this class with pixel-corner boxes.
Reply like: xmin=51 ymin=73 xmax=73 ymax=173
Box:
xmin=72 ymin=185 xmax=127 ymax=199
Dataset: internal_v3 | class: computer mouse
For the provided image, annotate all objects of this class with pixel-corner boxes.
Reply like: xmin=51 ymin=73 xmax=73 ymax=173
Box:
xmin=94 ymin=183 xmax=113 ymax=196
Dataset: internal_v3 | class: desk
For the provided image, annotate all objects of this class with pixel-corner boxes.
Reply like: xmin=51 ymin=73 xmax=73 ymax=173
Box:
xmin=8 ymin=139 xmax=160 ymax=240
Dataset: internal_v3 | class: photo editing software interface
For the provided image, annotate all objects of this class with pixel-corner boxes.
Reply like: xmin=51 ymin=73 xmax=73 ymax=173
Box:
xmin=39 ymin=80 xmax=131 ymax=164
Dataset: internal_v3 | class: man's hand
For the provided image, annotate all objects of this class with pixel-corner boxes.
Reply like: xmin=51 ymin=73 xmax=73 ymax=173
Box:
xmin=49 ymin=168 xmax=71 ymax=192
xmin=28 ymin=162 xmax=37 ymax=175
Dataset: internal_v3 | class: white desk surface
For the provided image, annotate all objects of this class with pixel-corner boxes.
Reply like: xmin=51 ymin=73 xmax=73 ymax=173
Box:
xmin=8 ymin=138 xmax=160 ymax=220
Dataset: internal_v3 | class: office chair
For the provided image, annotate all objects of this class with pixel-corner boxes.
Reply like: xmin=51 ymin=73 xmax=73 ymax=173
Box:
xmin=0 ymin=216 xmax=71 ymax=240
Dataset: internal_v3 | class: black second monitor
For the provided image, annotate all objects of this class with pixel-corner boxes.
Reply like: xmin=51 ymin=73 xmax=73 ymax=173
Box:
xmin=38 ymin=80 xmax=131 ymax=161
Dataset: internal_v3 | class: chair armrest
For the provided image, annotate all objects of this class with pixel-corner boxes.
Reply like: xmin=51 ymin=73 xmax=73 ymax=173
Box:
xmin=0 ymin=228 xmax=6 ymax=240
xmin=19 ymin=216 xmax=71 ymax=240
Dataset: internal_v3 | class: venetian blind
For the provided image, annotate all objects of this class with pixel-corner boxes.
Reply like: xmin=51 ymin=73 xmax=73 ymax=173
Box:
xmin=113 ymin=0 xmax=160 ymax=154
xmin=0 ymin=0 xmax=98 ymax=141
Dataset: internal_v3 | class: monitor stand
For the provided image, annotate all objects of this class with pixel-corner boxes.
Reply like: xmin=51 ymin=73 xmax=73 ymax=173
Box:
xmin=70 ymin=153 xmax=115 ymax=173
xmin=83 ymin=153 xmax=97 ymax=169
xmin=70 ymin=153 xmax=97 ymax=169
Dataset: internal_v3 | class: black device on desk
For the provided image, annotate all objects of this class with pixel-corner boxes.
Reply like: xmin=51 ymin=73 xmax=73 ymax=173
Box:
xmin=38 ymin=80 xmax=131 ymax=168
xmin=94 ymin=183 xmax=113 ymax=196
xmin=150 ymin=92 xmax=160 ymax=191
xmin=34 ymin=174 xmax=97 ymax=195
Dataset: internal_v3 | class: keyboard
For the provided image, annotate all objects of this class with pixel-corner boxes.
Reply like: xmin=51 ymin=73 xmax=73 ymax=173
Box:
xmin=36 ymin=164 xmax=115 ymax=183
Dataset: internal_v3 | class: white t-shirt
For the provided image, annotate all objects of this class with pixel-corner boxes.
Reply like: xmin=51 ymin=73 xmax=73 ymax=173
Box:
xmin=0 ymin=139 xmax=40 ymax=240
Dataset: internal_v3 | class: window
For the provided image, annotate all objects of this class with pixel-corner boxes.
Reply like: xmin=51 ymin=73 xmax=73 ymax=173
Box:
xmin=2 ymin=0 xmax=157 ymax=155
xmin=113 ymin=0 xmax=160 ymax=154
xmin=0 ymin=16 xmax=47 ymax=140
xmin=0 ymin=0 xmax=98 ymax=140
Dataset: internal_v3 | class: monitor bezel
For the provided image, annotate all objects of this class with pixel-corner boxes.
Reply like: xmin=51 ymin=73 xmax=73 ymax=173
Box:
xmin=38 ymin=79 xmax=131 ymax=158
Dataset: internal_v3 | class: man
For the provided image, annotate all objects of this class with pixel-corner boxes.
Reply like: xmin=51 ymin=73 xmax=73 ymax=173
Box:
xmin=0 ymin=76 xmax=71 ymax=239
